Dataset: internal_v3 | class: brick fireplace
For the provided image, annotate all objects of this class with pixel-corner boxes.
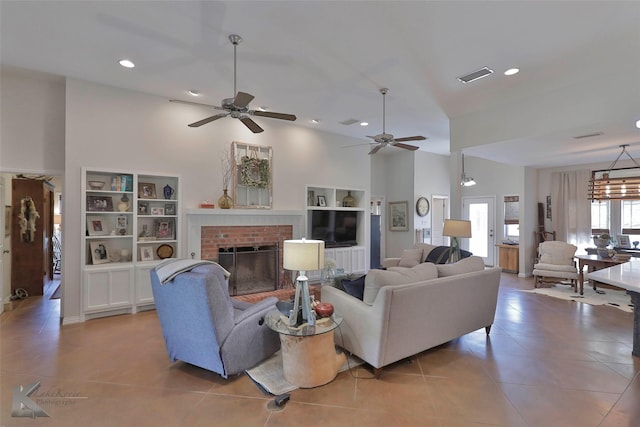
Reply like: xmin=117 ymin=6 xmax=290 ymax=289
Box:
xmin=201 ymin=225 xmax=293 ymax=290
xmin=186 ymin=210 xmax=305 ymax=293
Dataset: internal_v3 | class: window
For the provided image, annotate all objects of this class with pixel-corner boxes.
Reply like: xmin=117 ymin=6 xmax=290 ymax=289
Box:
xmin=591 ymin=200 xmax=609 ymax=235
xmin=622 ymin=200 xmax=640 ymax=234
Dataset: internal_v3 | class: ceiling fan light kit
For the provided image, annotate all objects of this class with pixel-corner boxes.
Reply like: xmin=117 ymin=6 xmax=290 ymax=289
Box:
xmin=171 ymin=34 xmax=296 ymax=133
xmin=367 ymin=88 xmax=426 ymax=155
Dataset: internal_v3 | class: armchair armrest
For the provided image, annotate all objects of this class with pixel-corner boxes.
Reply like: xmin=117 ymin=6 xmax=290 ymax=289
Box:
xmin=232 ymin=296 xmax=278 ymax=325
xmin=381 ymin=258 xmax=401 ymax=268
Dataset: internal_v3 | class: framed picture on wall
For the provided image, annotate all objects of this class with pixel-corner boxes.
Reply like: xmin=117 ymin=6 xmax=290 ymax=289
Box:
xmin=389 ymin=201 xmax=409 ymax=231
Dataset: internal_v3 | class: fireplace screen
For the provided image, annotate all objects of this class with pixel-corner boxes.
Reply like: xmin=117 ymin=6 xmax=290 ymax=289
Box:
xmin=218 ymin=244 xmax=279 ymax=296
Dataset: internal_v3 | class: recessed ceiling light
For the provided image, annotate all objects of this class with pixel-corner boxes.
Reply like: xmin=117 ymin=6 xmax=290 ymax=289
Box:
xmin=311 ymin=119 xmax=320 ymax=124
xmin=504 ymin=68 xmax=520 ymax=76
xmin=119 ymin=59 xmax=135 ymax=68
xmin=188 ymin=90 xmax=201 ymax=96
xmin=360 ymin=122 xmax=368 ymax=126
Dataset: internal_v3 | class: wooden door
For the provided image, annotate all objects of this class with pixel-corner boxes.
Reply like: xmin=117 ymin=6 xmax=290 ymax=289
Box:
xmin=11 ymin=178 xmax=52 ymax=296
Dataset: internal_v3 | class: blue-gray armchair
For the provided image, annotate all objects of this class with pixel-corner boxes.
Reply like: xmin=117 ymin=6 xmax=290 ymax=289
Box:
xmin=150 ymin=262 xmax=280 ymax=378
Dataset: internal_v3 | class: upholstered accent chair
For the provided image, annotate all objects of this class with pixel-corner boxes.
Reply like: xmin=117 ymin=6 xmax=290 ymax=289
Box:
xmin=532 ymin=241 xmax=579 ymax=291
xmin=150 ymin=262 xmax=280 ymax=378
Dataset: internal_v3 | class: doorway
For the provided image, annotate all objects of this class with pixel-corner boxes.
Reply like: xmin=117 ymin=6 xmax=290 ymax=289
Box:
xmin=431 ymin=195 xmax=449 ymax=246
xmin=463 ymin=196 xmax=496 ymax=266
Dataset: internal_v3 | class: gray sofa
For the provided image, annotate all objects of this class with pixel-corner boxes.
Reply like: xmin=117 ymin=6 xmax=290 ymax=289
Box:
xmin=321 ymin=256 xmax=501 ymax=372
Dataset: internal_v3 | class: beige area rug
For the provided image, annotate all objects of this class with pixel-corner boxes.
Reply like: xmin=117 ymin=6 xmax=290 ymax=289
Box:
xmin=522 ymin=284 xmax=634 ymax=313
xmin=245 ymin=349 xmax=363 ymax=395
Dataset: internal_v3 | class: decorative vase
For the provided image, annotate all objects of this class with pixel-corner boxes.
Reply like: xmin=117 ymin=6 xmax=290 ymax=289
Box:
xmin=342 ymin=191 xmax=356 ymax=207
xmin=218 ymin=189 xmax=233 ymax=209
xmin=163 ymin=184 xmax=175 ymax=200
xmin=593 ymin=237 xmax=610 ymax=257
xmin=118 ymin=194 xmax=130 ymax=212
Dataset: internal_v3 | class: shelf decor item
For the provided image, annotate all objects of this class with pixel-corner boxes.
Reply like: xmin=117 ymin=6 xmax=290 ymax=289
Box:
xmin=90 ymin=241 xmax=110 ymax=265
xmin=87 ymin=216 xmax=108 ymax=236
xmin=163 ymin=184 xmax=174 ymax=200
xmin=342 ymin=191 xmax=356 ymax=207
xmin=118 ymin=194 xmax=130 ymax=212
xmin=218 ymin=189 xmax=233 ymax=209
xmin=87 ymin=195 xmax=113 ymax=212
xmin=138 ymin=182 xmax=157 ymax=199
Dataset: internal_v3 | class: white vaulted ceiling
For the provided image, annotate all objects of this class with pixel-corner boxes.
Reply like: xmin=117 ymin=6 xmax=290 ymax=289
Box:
xmin=1 ymin=1 xmax=639 ymax=167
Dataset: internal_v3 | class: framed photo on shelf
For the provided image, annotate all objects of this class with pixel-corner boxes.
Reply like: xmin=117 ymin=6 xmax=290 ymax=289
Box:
xmin=155 ymin=219 xmax=174 ymax=240
xmin=138 ymin=202 xmax=149 ymax=215
xmin=150 ymin=207 xmax=164 ymax=216
xmin=90 ymin=241 xmax=110 ymax=265
xmin=389 ymin=201 xmax=409 ymax=231
xmin=116 ymin=215 xmax=128 ymax=235
xmin=317 ymin=195 xmax=327 ymax=207
xmin=86 ymin=195 xmax=113 ymax=212
xmin=139 ymin=245 xmax=154 ymax=261
xmin=617 ymin=235 xmax=631 ymax=249
xmin=164 ymin=203 xmax=176 ymax=215
xmin=88 ymin=216 xmax=108 ymax=236
xmin=138 ymin=182 xmax=157 ymax=199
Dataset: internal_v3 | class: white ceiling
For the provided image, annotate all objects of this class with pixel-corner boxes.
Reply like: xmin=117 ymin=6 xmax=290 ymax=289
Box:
xmin=2 ymin=1 xmax=639 ymax=168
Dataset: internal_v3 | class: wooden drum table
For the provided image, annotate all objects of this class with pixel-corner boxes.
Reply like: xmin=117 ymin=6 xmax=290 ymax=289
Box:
xmin=265 ymin=311 xmax=346 ymax=388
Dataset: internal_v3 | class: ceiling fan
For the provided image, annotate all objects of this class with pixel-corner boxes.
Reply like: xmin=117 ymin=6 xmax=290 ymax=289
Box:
xmin=366 ymin=88 xmax=426 ymax=155
xmin=170 ymin=34 xmax=296 ymax=133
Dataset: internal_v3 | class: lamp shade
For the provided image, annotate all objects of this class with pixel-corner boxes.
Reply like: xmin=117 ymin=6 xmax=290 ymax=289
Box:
xmin=283 ymin=239 xmax=324 ymax=271
xmin=443 ymin=219 xmax=472 ymax=238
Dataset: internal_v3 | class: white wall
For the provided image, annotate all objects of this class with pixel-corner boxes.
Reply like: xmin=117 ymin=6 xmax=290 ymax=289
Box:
xmin=383 ymin=151 xmax=415 ymax=257
xmin=0 ymin=67 xmax=65 ymax=174
xmin=63 ymin=77 xmax=371 ymax=321
xmin=413 ymin=150 xmax=450 ymax=238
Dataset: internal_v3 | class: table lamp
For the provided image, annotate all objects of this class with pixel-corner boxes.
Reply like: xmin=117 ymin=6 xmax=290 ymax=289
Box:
xmin=443 ymin=219 xmax=472 ymax=263
xmin=283 ymin=238 xmax=324 ymax=326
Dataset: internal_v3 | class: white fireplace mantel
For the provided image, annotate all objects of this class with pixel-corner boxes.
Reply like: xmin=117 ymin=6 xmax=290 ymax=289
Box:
xmin=186 ymin=209 xmax=305 ymax=259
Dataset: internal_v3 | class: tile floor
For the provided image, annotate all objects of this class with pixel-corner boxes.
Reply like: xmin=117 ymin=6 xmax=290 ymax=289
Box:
xmin=1 ymin=274 xmax=639 ymax=426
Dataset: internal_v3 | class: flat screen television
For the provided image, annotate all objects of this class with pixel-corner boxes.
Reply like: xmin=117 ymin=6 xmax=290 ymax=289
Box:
xmin=310 ymin=210 xmax=358 ymax=247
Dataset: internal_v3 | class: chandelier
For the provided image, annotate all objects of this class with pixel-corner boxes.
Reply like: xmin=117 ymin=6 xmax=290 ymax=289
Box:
xmin=588 ymin=144 xmax=640 ymax=201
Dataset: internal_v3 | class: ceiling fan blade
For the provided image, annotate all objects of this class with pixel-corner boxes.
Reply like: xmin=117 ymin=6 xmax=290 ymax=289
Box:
xmin=368 ymin=144 xmax=384 ymax=155
xmin=170 ymin=99 xmax=216 ymax=108
xmin=253 ymin=110 xmax=297 ymax=121
xmin=234 ymin=91 xmax=254 ymax=108
xmin=393 ymin=136 xmax=427 ymax=142
xmin=391 ymin=142 xmax=420 ymax=151
xmin=188 ymin=113 xmax=228 ymax=127
xmin=239 ymin=117 xmax=264 ymax=133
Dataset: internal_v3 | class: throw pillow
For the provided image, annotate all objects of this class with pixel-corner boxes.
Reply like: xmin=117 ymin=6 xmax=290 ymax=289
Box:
xmin=341 ymin=275 xmax=366 ymax=300
xmin=424 ymin=246 xmax=452 ymax=264
xmin=398 ymin=248 xmax=423 ymax=267
xmin=414 ymin=243 xmax=437 ymax=262
xmin=436 ymin=256 xmax=485 ymax=277
xmin=362 ymin=262 xmax=438 ymax=305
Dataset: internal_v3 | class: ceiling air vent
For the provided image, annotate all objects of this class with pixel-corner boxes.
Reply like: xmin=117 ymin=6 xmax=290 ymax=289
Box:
xmin=457 ymin=67 xmax=494 ymax=84
xmin=573 ymin=132 xmax=603 ymax=139
xmin=340 ymin=118 xmax=360 ymax=126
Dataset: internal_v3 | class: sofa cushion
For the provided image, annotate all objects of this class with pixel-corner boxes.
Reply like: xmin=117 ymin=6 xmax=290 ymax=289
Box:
xmin=341 ymin=275 xmax=366 ymax=300
xmin=398 ymin=248 xmax=423 ymax=267
xmin=363 ymin=262 xmax=438 ymax=305
xmin=436 ymin=256 xmax=485 ymax=277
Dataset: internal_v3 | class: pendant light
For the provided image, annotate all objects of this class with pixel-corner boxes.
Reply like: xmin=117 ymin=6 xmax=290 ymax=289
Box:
xmin=461 ymin=154 xmax=476 ymax=187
